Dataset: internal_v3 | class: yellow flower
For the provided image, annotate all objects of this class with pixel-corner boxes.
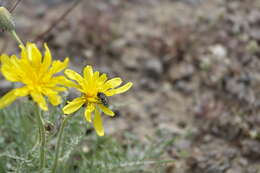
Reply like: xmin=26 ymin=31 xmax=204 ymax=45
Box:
xmin=0 ymin=42 xmax=71 ymax=111
xmin=62 ymin=66 xmax=133 ymax=136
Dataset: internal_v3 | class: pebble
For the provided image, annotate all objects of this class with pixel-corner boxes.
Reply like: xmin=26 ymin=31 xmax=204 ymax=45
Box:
xmin=175 ymin=139 xmax=191 ymax=150
xmin=209 ymin=44 xmax=227 ymax=58
xmin=121 ymin=48 xmax=147 ymax=70
xmin=140 ymin=78 xmax=158 ymax=92
xmin=54 ymin=30 xmax=72 ymax=48
xmin=168 ymin=63 xmax=194 ymax=82
xmin=241 ymin=140 xmax=260 ymax=159
xmin=143 ymin=57 xmax=163 ymax=80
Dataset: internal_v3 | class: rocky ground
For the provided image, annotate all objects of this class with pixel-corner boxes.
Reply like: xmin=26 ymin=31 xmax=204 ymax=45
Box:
xmin=1 ymin=0 xmax=260 ymax=172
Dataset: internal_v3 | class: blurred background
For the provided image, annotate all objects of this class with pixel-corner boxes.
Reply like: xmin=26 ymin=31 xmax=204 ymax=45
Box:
xmin=0 ymin=0 xmax=260 ymax=172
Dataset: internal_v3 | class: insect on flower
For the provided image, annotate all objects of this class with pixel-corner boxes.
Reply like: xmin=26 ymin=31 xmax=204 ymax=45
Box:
xmin=97 ymin=92 xmax=109 ymax=107
xmin=62 ymin=65 xmax=133 ymax=136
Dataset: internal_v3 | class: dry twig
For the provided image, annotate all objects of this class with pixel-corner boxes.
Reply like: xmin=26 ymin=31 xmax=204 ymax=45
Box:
xmin=10 ymin=0 xmax=22 ymax=12
xmin=34 ymin=0 xmax=82 ymax=43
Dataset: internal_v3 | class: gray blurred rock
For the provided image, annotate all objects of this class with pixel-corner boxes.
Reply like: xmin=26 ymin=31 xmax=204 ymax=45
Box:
xmin=242 ymin=140 xmax=260 ymax=159
xmin=121 ymin=54 xmax=139 ymax=70
xmin=249 ymin=28 xmax=260 ymax=40
xmin=143 ymin=58 xmax=163 ymax=80
xmin=175 ymin=138 xmax=191 ymax=150
xmin=121 ymin=48 xmax=145 ymax=71
xmin=209 ymin=44 xmax=227 ymax=58
xmin=226 ymin=168 xmax=243 ymax=173
xmin=140 ymin=78 xmax=158 ymax=92
xmin=54 ymin=30 xmax=72 ymax=48
xmin=168 ymin=63 xmax=194 ymax=82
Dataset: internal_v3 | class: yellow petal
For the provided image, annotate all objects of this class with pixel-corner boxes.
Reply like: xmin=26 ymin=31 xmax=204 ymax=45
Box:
xmin=49 ymin=94 xmax=61 ymax=106
xmin=102 ymin=77 xmax=122 ymax=91
xmin=65 ymin=69 xmax=84 ymax=85
xmin=0 ymin=87 xmax=28 ymax=109
xmin=41 ymin=43 xmax=52 ymax=72
xmin=9 ymin=55 xmax=21 ymax=70
xmin=93 ymin=108 xmax=104 ymax=136
xmin=51 ymin=76 xmax=79 ymax=88
xmin=105 ymin=82 xmax=133 ymax=96
xmin=20 ymin=43 xmax=28 ymax=60
xmin=0 ymin=89 xmax=18 ymax=109
xmin=63 ymin=97 xmax=85 ymax=114
xmin=93 ymin=71 xmax=100 ymax=81
xmin=18 ymin=58 xmax=35 ymax=76
xmin=42 ymin=89 xmax=61 ymax=106
xmin=51 ymin=86 xmax=67 ymax=92
xmin=15 ymin=87 xmax=29 ymax=97
xmin=98 ymin=74 xmax=107 ymax=84
xmin=83 ymin=65 xmax=93 ymax=79
xmin=98 ymin=104 xmax=115 ymax=116
xmin=0 ymin=54 xmax=10 ymax=64
xmin=49 ymin=58 xmax=69 ymax=75
xmin=1 ymin=55 xmax=20 ymax=81
xmin=30 ymin=91 xmax=48 ymax=111
xmin=28 ymin=43 xmax=42 ymax=67
xmin=2 ymin=65 xmax=19 ymax=81
xmin=84 ymin=103 xmax=94 ymax=122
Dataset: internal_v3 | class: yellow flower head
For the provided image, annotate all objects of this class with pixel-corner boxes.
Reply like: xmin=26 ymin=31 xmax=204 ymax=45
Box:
xmin=0 ymin=42 xmax=71 ymax=111
xmin=63 ymin=66 xmax=133 ymax=136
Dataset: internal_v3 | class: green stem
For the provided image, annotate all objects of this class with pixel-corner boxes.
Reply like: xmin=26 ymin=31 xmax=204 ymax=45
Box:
xmin=51 ymin=115 xmax=70 ymax=173
xmin=36 ymin=107 xmax=46 ymax=173
xmin=10 ymin=29 xmax=24 ymax=46
xmin=30 ymin=128 xmax=40 ymax=153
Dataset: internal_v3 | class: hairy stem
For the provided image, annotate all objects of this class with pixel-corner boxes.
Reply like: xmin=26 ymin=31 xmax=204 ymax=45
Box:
xmin=10 ymin=30 xmax=24 ymax=46
xmin=36 ymin=107 xmax=46 ymax=173
xmin=52 ymin=115 xmax=70 ymax=173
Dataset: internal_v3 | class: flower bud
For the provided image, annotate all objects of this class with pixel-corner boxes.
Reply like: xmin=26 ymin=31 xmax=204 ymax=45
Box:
xmin=0 ymin=7 xmax=15 ymax=31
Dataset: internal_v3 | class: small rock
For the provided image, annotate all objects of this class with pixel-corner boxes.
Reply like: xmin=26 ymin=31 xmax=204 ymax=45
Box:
xmin=175 ymin=139 xmax=191 ymax=151
xmin=83 ymin=49 xmax=94 ymax=59
xmin=246 ymin=40 xmax=259 ymax=53
xmin=241 ymin=140 xmax=260 ymax=159
xmin=35 ymin=6 xmax=47 ymax=18
xmin=143 ymin=58 xmax=163 ymax=80
xmin=54 ymin=30 xmax=72 ymax=48
xmin=175 ymin=81 xmax=194 ymax=94
xmin=238 ymin=158 xmax=248 ymax=167
xmin=111 ymin=38 xmax=128 ymax=50
xmin=246 ymin=167 xmax=258 ymax=173
xmin=209 ymin=44 xmax=227 ymax=58
xmin=211 ymin=117 xmax=242 ymax=141
xmin=202 ymin=134 xmax=212 ymax=143
xmin=168 ymin=63 xmax=194 ymax=82
xmin=121 ymin=55 xmax=138 ymax=70
xmin=250 ymin=28 xmax=260 ymax=40
xmin=140 ymin=78 xmax=158 ymax=92
xmin=248 ymin=10 xmax=260 ymax=24
xmin=226 ymin=168 xmax=243 ymax=173
xmin=121 ymin=48 xmax=148 ymax=70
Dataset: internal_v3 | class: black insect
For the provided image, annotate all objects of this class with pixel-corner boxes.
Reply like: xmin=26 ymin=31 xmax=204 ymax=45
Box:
xmin=97 ymin=92 xmax=109 ymax=107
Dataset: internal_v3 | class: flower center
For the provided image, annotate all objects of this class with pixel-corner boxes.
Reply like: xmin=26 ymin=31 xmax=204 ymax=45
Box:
xmin=85 ymin=93 xmax=98 ymax=103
